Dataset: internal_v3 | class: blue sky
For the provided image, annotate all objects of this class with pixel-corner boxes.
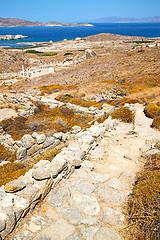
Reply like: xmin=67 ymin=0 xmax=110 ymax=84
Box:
xmin=0 ymin=0 xmax=160 ymax=22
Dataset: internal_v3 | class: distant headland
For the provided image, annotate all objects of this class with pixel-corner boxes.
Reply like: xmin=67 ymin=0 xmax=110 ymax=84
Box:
xmin=0 ymin=17 xmax=93 ymax=27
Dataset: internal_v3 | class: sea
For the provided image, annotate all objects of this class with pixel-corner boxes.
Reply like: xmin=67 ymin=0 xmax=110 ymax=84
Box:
xmin=0 ymin=23 xmax=160 ymax=48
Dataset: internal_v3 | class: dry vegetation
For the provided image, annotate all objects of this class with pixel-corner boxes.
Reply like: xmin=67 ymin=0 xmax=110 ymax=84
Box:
xmin=144 ymin=102 xmax=160 ymax=130
xmin=125 ymin=150 xmax=160 ymax=240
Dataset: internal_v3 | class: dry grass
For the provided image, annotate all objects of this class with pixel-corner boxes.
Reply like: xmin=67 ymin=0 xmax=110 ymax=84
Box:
xmin=110 ymin=107 xmax=134 ymax=123
xmin=124 ymin=154 xmax=160 ymax=240
xmin=0 ymin=143 xmax=16 ymax=162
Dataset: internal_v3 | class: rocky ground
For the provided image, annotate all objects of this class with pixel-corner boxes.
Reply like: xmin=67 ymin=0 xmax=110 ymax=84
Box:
xmin=6 ymin=104 xmax=160 ymax=240
xmin=0 ymin=33 xmax=160 ymax=239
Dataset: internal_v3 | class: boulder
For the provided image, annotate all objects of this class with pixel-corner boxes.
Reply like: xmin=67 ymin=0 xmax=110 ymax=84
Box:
xmin=21 ymin=134 xmax=35 ymax=149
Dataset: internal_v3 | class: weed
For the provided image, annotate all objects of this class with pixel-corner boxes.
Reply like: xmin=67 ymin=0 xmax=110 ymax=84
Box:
xmin=144 ymin=102 xmax=160 ymax=119
xmin=26 ymin=50 xmax=43 ymax=54
xmin=42 ymin=52 xmax=57 ymax=56
xmin=110 ymin=107 xmax=134 ymax=123
xmin=64 ymin=52 xmax=73 ymax=56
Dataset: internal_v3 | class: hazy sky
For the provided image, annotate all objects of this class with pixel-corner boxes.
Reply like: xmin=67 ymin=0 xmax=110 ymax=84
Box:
xmin=1 ymin=0 xmax=160 ymax=22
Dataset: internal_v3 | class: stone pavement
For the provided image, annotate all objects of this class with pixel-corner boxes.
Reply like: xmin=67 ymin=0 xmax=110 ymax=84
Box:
xmin=8 ymin=104 xmax=160 ymax=240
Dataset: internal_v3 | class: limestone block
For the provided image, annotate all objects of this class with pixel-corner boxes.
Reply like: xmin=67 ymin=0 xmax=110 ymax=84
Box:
xmin=5 ymin=179 xmax=26 ymax=193
xmin=27 ymin=144 xmax=41 ymax=156
xmin=0 ymin=207 xmax=16 ymax=239
xmin=33 ymin=160 xmax=50 ymax=169
xmin=21 ymin=134 xmax=35 ymax=149
xmin=53 ymin=132 xmax=64 ymax=140
xmin=71 ymin=126 xmax=81 ymax=134
xmin=35 ymin=134 xmax=46 ymax=145
xmin=43 ymin=137 xmax=55 ymax=148
xmin=32 ymin=168 xmax=51 ymax=181
xmin=16 ymin=147 xmax=27 ymax=160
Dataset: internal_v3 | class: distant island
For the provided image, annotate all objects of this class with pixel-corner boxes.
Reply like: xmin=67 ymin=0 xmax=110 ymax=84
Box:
xmin=91 ymin=16 xmax=160 ymax=23
xmin=0 ymin=17 xmax=93 ymax=27
xmin=0 ymin=34 xmax=29 ymax=40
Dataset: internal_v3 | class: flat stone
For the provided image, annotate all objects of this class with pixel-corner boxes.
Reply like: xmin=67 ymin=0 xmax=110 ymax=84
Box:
xmin=0 ymin=207 xmax=16 ymax=239
xmin=21 ymin=134 xmax=35 ymax=149
xmin=16 ymin=147 xmax=27 ymax=160
xmin=32 ymin=167 xmax=51 ymax=180
xmin=50 ymin=158 xmax=66 ymax=178
xmin=94 ymin=227 xmax=121 ymax=240
xmin=33 ymin=160 xmax=50 ymax=169
xmin=98 ymin=187 xmax=127 ymax=204
xmin=5 ymin=179 xmax=26 ymax=193
xmin=72 ymin=194 xmax=100 ymax=216
xmin=34 ymin=219 xmax=74 ymax=240
xmin=49 ymin=186 xmax=70 ymax=207
xmin=90 ymin=147 xmax=106 ymax=161
xmin=80 ymin=216 xmax=98 ymax=225
xmin=102 ymin=207 xmax=124 ymax=226
xmin=107 ymin=178 xmax=129 ymax=190
xmin=27 ymin=215 xmax=46 ymax=233
xmin=43 ymin=137 xmax=55 ymax=148
xmin=27 ymin=144 xmax=41 ymax=156
xmin=66 ymin=233 xmax=82 ymax=240
xmin=15 ymin=186 xmax=40 ymax=206
xmin=60 ymin=208 xmax=82 ymax=224
xmin=36 ymin=134 xmax=46 ymax=144
xmin=81 ymin=226 xmax=99 ymax=240
xmin=70 ymin=181 xmax=95 ymax=195
xmin=142 ymin=149 xmax=160 ymax=158
xmin=82 ymin=160 xmax=95 ymax=171
xmin=0 ymin=215 xmax=6 ymax=232
xmin=91 ymin=172 xmax=110 ymax=184
xmin=11 ymin=230 xmax=34 ymax=240
xmin=119 ymin=171 xmax=136 ymax=179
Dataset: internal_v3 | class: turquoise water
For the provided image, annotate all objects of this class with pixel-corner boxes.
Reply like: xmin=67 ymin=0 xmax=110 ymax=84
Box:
xmin=0 ymin=23 xmax=160 ymax=48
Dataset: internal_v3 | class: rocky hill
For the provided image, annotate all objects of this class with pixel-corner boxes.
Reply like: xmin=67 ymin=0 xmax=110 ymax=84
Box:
xmin=0 ymin=17 xmax=93 ymax=27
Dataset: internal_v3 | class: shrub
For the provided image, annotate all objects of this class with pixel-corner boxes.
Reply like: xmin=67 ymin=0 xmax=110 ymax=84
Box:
xmin=39 ymin=84 xmax=64 ymax=95
xmin=42 ymin=52 xmax=57 ymax=56
xmin=144 ymin=102 xmax=160 ymax=119
xmin=110 ymin=107 xmax=134 ymax=123
xmin=55 ymin=94 xmax=74 ymax=103
xmin=125 ymin=168 xmax=160 ymax=240
xmin=152 ymin=115 xmax=160 ymax=130
xmin=26 ymin=50 xmax=43 ymax=54
xmin=0 ymin=162 xmax=27 ymax=187
xmin=64 ymin=52 xmax=73 ymax=56
xmin=0 ymin=143 xmax=16 ymax=162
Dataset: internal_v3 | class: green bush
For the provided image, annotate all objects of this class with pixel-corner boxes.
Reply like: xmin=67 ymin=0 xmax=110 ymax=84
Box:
xmin=42 ymin=52 xmax=57 ymax=56
xmin=26 ymin=50 xmax=43 ymax=54
xmin=64 ymin=52 xmax=73 ymax=56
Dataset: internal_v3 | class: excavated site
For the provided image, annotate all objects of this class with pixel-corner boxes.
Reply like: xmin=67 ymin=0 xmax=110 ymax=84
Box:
xmin=0 ymin=33 xmax=160 ymax=240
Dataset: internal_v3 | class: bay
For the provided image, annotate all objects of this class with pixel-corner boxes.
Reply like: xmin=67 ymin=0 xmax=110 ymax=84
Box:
xmin=0 ymin=23 xmax=160 ymax=48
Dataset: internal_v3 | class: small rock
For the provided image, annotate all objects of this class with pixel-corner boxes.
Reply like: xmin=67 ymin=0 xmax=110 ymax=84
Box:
xmin=11 ymin=230 xmax=34 ymax=240
xmin=5 ymin=179 xmax=26 ymax=193
xmin=34 ymin=219 xmax=74 ymax=240
xmin=43 ymin=137 xmax=55 ymax=149
xmin=0 ymin=207 xmax=16 ymax=239
xmin=102 ymin=207 xmax=124 ymax=226
xmin=66 ymin=233 xmax=82 ymax=240
xmin=81 ymin=226 xmax=99 ymax=240
xmin=0 ymin=215 xmax=6 ymax=232
xmin=71 ymin=126 xmax=81 ymax=134
xmin=36 ymin=134 xmax=46 ymax=144
xmin=80 ymin=216 xmax=99 ymax=225
xmin=16 ymin=147 xmax=27 ymax=160
xmin=72 ymin=194 xmax=100 ymax=216
xmin=21 ymin=134 xmax=35 ymax=149
xmin=70 ymin=181 xmax=95 ymax=195
xmin=60 ymin=208 xmax=82 ymax=224
xmin=90 ymin=172 xmax=110 ymax=184
xmin=32 ymin=167 xmax=51 ymax=180
xmin=98 ymin=187 xmax=127 ymax=204
xmin=107 ymin=178 xmax=129 ymax=190
xmin=33 ymin=160 xmax=50 ymax=169
xmin=49 ymin=186 xmax=70 ymax=207
xmin=94 ymin=227 xmax=121 ymax=240
xmin=119 ymin=171 xmax=136 ymax=179
xmin=142 ymin=149 xmax=160 ymax=159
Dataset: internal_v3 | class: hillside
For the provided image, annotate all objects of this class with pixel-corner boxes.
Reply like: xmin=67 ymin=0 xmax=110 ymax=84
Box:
xmin=0 ymin=17 xmax=93 ymax=27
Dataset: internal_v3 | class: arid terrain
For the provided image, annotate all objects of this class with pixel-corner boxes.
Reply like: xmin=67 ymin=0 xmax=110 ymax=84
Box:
xmin=0 ymin=33 xmax=160 ymax=240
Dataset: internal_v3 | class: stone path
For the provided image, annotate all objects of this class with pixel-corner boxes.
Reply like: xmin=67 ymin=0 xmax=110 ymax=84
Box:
xmin=8 ymin=104 xmax=160 ymax=240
